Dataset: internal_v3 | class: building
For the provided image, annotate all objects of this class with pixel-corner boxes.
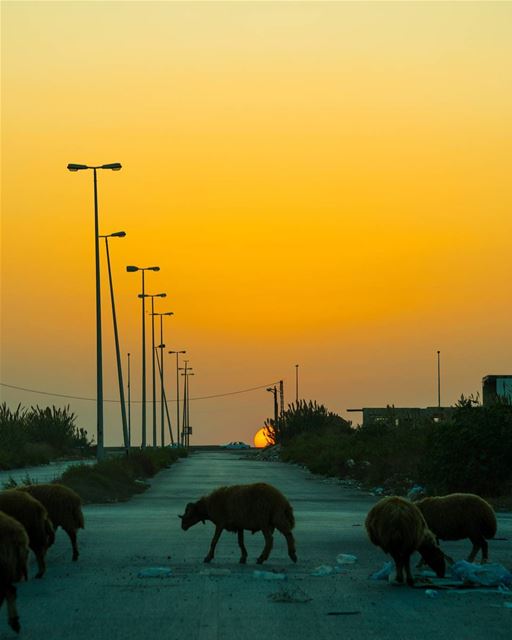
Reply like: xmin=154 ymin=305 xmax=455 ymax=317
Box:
xmin=482 ymin=375 xmax=512 ymax=406
xmin=347 ymin=406 xmax=456 ymax=428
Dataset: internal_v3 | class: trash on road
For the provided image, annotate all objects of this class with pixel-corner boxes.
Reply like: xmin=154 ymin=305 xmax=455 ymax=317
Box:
xmin=407 ymin=484 xmax=426 ymax=500
xmin=425 ymin=589 xmax=439 ymax=598
xmin=268 ymin=586 xmax=312 ymax=603
xmin=369 ymin=561 xmax=393 ymax=580
xmin=336 ymin=553 xmax=357 ymax=565
xmin=450 ymin=561 xmax=512 ymax=587
xmin=504 ymin=602 xmax=512 ymax=609
xmin=199 ymin=568 xmax=231 ymax=576
xmin=137 ymin=567 xmax=173 ymax=578
xmin=310 ymin=564 xmax=345 ymax=576
xmin=253 ymin=570 xmax=287 ymax=580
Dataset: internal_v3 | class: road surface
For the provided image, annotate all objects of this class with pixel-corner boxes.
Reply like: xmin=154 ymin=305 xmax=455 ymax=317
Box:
xmin=10 ymin=452 xmax=512 ymax=639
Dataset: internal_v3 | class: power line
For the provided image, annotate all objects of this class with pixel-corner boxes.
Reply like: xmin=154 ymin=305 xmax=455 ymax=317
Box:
xmin=0 ymin=381 xmax=281 ymax=404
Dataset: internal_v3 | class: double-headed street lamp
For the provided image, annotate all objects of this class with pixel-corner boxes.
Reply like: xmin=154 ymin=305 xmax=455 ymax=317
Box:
xmin=67 ymin=162 xmax=122 ymax=459
xmin=141 ymin=293 xmax=167 ymax=447
xmin=151 ymin=311 xmax=174 ymax=447
xmin=99 ymin=231 xmax=129 ymax=452
xmin=180 ymin=362 xmax=195 ymax=447
xmin=126 ymin=265 xmax=160 ymax=448
xmin=169 ymin=350 xmax=186 ymax=446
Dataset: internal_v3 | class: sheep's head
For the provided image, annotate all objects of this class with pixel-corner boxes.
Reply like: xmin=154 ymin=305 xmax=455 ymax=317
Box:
xmin=419 ymin=530 xmax=445 ymax=578
xmin=179 ymin=500 xmax=207 ymax=530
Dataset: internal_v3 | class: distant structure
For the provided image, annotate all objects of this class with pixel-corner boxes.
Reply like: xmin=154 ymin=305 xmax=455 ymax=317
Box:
xmin=347 ymin=406 xmax=455 ymax=428
xmin=482 ymin=375 xmax=512 ymax=406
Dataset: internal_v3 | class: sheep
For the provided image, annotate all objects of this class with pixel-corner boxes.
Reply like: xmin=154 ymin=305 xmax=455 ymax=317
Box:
xmin=415 ymin=493 xmax=497 ymax=564
xmin=0 ymin=511 xmax=29 ymax=634
xmin=179 ymin=482 xmax=297 ymax=565
xmin=17 ymin=484 xmax=85 ymax=562
xmin=0 ymin=490 xmax=54 ymax=579
xmin=365 ymin=496 xmax=445 ymax=586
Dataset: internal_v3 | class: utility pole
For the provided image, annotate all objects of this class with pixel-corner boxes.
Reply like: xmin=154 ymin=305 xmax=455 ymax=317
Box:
xmin=295 ymin=364 xmax=299 ymax=403
xmin=279 ymin=380 xmax=284 ymax=418
xmin=437 ymin=350 xmax=441 ymax=408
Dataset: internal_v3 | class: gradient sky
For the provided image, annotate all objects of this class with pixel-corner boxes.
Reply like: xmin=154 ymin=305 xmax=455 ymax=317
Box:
xmin=2 ymin=1 xmax=511 ymax=446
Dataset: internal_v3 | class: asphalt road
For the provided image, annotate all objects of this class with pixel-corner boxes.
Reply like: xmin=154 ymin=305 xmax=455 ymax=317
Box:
xmin=9 ymin=452 xmax=512 ymax=640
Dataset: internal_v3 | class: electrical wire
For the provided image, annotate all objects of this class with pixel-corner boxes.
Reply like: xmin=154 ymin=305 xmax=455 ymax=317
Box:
xmin=0 ymin=381 xmax=281 ymax=404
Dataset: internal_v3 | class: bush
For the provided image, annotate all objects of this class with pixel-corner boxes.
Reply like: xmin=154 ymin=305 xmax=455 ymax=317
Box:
xmin=0 ymin=402 xmax=93 ymax=469
xmin=58 ymin=447 xmax=188 ymax=503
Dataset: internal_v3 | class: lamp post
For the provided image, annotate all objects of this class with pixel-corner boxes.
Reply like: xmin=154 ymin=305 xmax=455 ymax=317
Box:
xmin=169 ymin=350 xmax=186 ymax=446
xmin=99 ymin=231 xmax=129 ymax=452
xmin=67 ymin=162 xmax=122 ymax=460
xmin=127 ymin=352 xmax=131 ymax=448
xmin=437 ymin=350 xmax=441 ymax=408
xmin=267 ymin=386 xmax=279 ymax=441
xmin=181 ymin=365 xmax=195 ymax=447
xmin=126 ymin=265 xmax=160 ymax=448
xmin=295 ymin=364 xmax=299 ymax=404
xmin=151 ymin=311 xmax=174 ymax=447
xmin=140 ymin=293 xmax=167 ymax=447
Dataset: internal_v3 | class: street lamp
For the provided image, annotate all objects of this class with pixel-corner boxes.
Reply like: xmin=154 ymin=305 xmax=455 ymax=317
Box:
xmin=126 ymin=265 xmax=160 ymax=448
xmin=99 ymin=231 xmax=129 ymax=452
xmin=267 ymin=386 xmax=279 ymax=441
xmin=180 ymin=364 xmax=195 ymax=447
xmin=140 ymin=293 xmax=166 ymax=447
xmin=68 ymin=161 xmax=122 ymax=459
xmin=151 ymin=311 xmax=174 ymax=447
xmin=169 ymin=350 xmax=186 ymax=446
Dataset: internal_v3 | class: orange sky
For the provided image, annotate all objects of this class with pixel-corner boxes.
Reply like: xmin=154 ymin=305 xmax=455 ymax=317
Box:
xmin=2 ymin=1 xmax=511 ymax=446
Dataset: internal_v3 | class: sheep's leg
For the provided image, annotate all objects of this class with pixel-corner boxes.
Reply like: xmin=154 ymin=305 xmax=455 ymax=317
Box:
xmin=256 ymin=528 xmax=273 ymax=564
xmin=34 ymin=549 xmax=46 ymax=579
xmin=391 ymin=553 xmax=404 ymax=584
xmin=468 ymin=536 xmax=487 ymax=563
xmin=404 ymin=555 xmax=415 ymax=587
xmin=64 ymin=527 xmax=79 ymax=561
xmin=237 ymin=530 xmax=248 ymax=564
xmin=204 ymin=525 xmax=223 ymax=563
xmin=282 ymin=530 xmax=297 ymax=563
xmin=6 ymin=585 xmax=20 ymax=633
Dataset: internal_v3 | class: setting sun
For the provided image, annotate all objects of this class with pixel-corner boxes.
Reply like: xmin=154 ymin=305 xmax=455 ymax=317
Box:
xmin=253 ymin=428 xmax=271 ymax=449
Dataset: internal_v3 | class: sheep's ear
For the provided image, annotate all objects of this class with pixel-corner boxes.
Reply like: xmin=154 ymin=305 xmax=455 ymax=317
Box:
xmin=201 ymin=519 xmax=206 ymax=524
xmin=178 ymin=515 xmax=183 ymax=520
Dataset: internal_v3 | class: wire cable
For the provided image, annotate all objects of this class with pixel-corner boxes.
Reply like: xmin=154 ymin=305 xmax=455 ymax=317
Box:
xmin=0 ymin=381 xmax=281 ymax=404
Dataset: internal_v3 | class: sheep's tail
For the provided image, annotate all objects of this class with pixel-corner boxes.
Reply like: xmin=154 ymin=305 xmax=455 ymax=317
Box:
xmin=74 ymin=504 xmax=85 ymax=529
xmin=284 ymin=503 xmax=295 ymax=530
xmin=482 ymin=508 xmax=497 ymax=539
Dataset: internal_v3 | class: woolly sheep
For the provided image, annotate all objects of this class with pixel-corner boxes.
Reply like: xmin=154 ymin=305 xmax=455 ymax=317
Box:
xmin=180 ymin=482 xmax=297 ymax=564
xmin=365 ymin=496 xmax=445 ymax=586
xmin=18 ymin=484 xmax=84 ymax=561
xmin=0 ymin=490 xmax=54 ymax=579
xmin=416 ymin=493 xmax=497 ymax=563
xmin=0 ymin=511 xmax=29 ymax=634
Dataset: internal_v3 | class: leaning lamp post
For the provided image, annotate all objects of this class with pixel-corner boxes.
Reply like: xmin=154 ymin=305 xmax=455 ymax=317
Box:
xmin=67 ymin=162 xmax=122 ymax=460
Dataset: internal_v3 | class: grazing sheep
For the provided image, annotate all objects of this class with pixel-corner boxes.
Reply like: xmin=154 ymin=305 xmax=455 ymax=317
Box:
xmin=179 ymin=482 xmax=297 ymax=565
xmin=365 ymin=496 xmax=445 ymax=586
xmin=18 ymin=484 xmax=84 ymax=561
xmin=416 ymin=493 xmax=497 ymax=563
xmin=0 ymin=511 xmax=29 ymax=634
xmin=0 ymin=490 xmax=54 ymax=579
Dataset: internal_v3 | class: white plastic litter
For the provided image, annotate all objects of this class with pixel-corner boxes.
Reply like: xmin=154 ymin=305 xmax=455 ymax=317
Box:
xmin=425 ymin=590 xmax=439 ymax=598
xmin=407 ymin=485 xmax=426 ymax=500
xmin=369 ymin=561 xmax=393 ymax=581
xmin=253 ymin=570 xmax=287 ymax=580
xmin=450 ymin=561 xmax=512 ymax=587
xmin=336 ymin=553 xmax=357 ymax=565
xmin=137 ymin=567 xmax=173 ymax=578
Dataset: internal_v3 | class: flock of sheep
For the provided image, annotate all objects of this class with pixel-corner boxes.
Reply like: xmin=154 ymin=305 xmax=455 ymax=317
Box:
xmin=0 ymin=479 xmax=498 ymax=634
xmin=0 ymin=484 xmax=84 ymax=632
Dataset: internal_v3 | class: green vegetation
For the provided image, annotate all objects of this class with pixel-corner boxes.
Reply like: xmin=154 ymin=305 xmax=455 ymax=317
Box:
xmin=272 ymin=397 xmax=512 ymax=499
xmin=32 ymin=448 xmax=187 ymax=503
xmin=0 ymin=403 xmax=93 ymax=469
